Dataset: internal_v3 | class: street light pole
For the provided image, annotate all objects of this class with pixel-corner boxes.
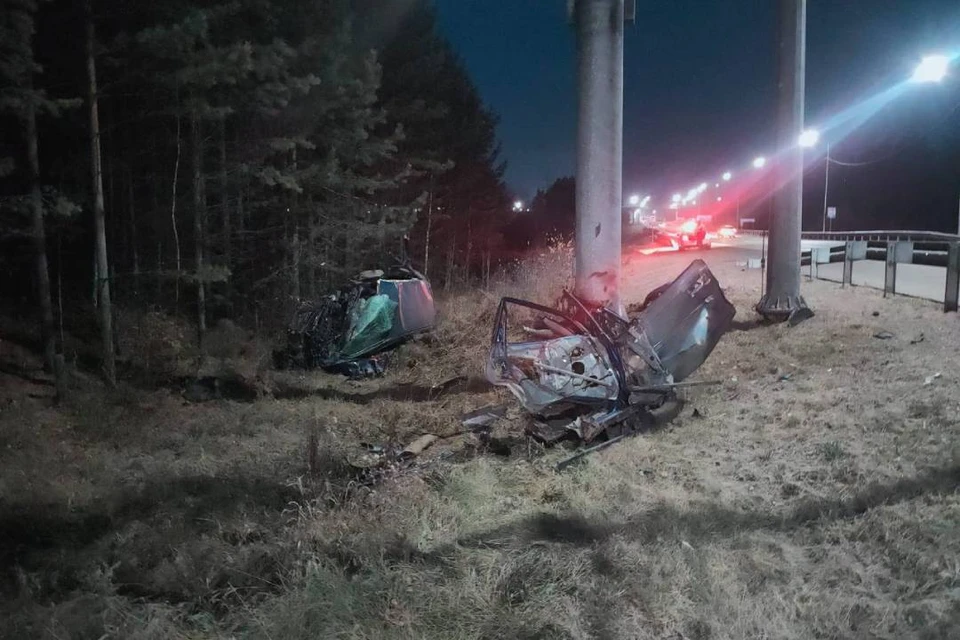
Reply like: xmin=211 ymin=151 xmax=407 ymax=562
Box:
xmin=821 ymin=142 xmax=830 ymax=233
xmin=573 ymin=0 xmax=628 ymax=311
xmin=757 ymin=0 xmax=811 ymax=321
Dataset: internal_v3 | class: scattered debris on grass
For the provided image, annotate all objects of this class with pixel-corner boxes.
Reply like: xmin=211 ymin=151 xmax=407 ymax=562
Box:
xmin=787 ymin=306 xmax=815 ymax=326
xmin=400 ymin=433 xmax=439 ymax=459
xmin=461 ymin=403 xmax=509 ymax=430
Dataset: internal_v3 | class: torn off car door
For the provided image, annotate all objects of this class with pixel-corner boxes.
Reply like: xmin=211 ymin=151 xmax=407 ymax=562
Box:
xmin=629 ymin=259 xmax=735 ymax=383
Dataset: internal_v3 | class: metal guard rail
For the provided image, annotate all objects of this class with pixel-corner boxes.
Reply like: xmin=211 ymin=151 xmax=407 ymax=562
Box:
xmin=739 ymin=229 xmax=960 ymax=243
xmin=740 ymin=229 xmax=960 ymax=312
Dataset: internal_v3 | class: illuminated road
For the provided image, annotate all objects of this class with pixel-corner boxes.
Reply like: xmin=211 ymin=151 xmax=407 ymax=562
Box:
xmin=620 ymin=241 xmax=757 ymax=304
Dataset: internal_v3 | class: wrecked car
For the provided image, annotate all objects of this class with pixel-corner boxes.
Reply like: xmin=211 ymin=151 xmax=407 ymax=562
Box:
xmin=485 ymin=259 xmax=735 ymax=445
xmin=275 ymin=263 xmax=436 ymax=375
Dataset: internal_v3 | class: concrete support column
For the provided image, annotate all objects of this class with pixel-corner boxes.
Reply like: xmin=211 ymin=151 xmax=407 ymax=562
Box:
xmin=574 ymin=0 xmax=624 ymax=311
xmin=757 ymin=0 xmax=810 ymax=320
xmin=945 ymin=242 xmax=960 ymax=312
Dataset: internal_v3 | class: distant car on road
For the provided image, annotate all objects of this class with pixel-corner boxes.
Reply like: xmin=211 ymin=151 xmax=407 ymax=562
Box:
xmin=662 ymin=219 xmax=710 ymax=250
xmin=717 ymin=225 xmax=738 ymax=239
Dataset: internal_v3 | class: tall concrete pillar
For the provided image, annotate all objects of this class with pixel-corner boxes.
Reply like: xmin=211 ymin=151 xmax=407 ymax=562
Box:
xmin=758 ymin=0 xmax=811 ymax=320
xmin=574 ymin=0 xmax=624 ymax=311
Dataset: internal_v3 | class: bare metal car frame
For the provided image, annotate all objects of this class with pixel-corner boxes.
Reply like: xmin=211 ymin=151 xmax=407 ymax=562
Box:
xmin=485 ymin=259 xmax=736 ymax=447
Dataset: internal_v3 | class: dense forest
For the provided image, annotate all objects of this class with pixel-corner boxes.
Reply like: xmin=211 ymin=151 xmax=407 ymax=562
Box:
xmin=0 ymin=0 xmax=545 ymax=389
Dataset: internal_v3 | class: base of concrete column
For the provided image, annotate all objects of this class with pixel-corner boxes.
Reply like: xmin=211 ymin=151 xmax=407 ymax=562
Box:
xmin=756 ymin=293 xmax=811 ymax=324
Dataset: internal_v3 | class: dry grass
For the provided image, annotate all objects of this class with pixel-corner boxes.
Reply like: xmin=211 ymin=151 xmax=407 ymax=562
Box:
xmin=3 ymin=246 xmax=960 ymax=639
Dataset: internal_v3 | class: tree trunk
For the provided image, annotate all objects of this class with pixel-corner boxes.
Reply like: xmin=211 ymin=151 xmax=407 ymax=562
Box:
xmin=128 ymin=169 xmax=139 ymax=299
xmin=86 ymin=5 xmax=116 ymax=386
xmin=444 ymin=234 xmax=455 ymax=292
xmin=324 ymin=221 xmax=333 ymax=291
xmin=110 ymin=261 xmax=120 ymax=358
xmin=57 ymin=237 xmax=64 ymax=349
xmin=237 ymin=189 xmax=244 ymax=234
xmin=290 ymin=224 xmax=301 ymax=301
xmin=307 ymin=198 xmax=317 ymax=300
xmin=464 ymin=208 xmax=473 ymax=284
xmin=378 ymin=205 xmax=387 ymax=251
xmin=340 ymin=220 xmax=350 ymax=280
xmin=424 ymin=181 xmax=433 ymax=278
xmin=106 ymin=126 xmax=116 ymax=301
xmin=26 ymin=94 xmax=64 ymax=400
xmin=288 ymin=148 xmax=300 ymax=301
xmin=171 ymin=98 xmax=182 ymax=310
xmin=156 ymin=240 xmax=163 ymax=308
xmin=235 ymin=126 xmax=244 ymax=236
xmin=219 ymin=119 xmax=231 ymax=274
xmin=191 ymin=112 xmax=206 ymax=348
xmin=219 ymin=119 xmax=233 ymax=311
xmin=92 ymin=248 xmax=98 ymax=308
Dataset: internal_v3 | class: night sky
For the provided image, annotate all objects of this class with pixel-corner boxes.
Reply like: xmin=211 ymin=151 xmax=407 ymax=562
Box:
xmin=435 ymin=0 xmax=960 ymax=230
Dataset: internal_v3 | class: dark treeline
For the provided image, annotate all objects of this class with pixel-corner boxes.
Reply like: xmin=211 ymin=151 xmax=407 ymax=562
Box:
xmin=0 ymin=0 xmax=544 ymax=386
xmin=521 ymin=176 xmax=575 ymax=243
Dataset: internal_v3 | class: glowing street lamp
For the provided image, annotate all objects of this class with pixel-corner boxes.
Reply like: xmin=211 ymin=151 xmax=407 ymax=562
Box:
xmin=628 ymin=194 xmax=640 ymax=206
xmin=722 ymin=171 xmax=732 ymax=181
xmin=671 ymin=193 xmax=681 ymax=203
xmin=912 ymin=54 xmax=949 ymax=83
xmin=752 ymin=156 xmax=767 ymax=169
xmin=513 ymin=200 xmax=523 ymax=212
xmin=798 ymin=129 xmax=820 ymax=148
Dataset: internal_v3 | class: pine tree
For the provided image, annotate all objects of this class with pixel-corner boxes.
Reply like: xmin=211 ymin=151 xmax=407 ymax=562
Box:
xmin=0 ymin=0 xmax=65 ymax=397
xmin=85 ymin=0 xmax=115 ymax=384
xmin=135 ymin=2 xmax=262 ymax=344
xmin=361 ymin=0 xmax=508 ymax=285
xmin=2 ymin=0 xmax=507 ymax=358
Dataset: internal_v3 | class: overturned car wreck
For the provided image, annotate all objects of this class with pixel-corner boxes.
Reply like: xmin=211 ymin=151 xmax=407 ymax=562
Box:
xmin=485 ymin=260 xmax=735 ymax=448
xmin=276 ymin=264 xmax=436 ymax=376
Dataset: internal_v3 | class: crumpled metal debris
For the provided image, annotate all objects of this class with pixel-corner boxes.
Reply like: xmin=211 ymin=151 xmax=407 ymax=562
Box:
xmin=485 ymin=259 xmax=735 ymax=449
xmin=490 ymin=333 xmax=618 ymax=414
xmin=461 ymin=403 xmax=509 ymax=430
xmin=400 ymin=434 xmax=439 ymax=459
xmin=275 ymin=262 xmax=435 ymax=374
